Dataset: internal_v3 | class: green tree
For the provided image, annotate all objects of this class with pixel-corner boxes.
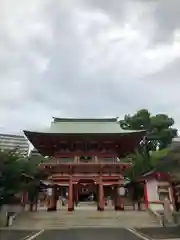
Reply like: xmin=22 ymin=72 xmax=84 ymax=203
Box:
xmin=20 ymin=154 xmax=49 ymax=211
xmin=0 ymin=149 xmax=48 ymax=208
xmin=23 ymin=155 xmax=48 ymax=177
xmin=155 ymin=145 xmax=180 ymax=178
xmin=125 ymin=151 xmax=150 ymax=180
xmin=0 ymin=149 xmax=27 ymax=205
xmin=120 ymin=109 xmax=177 ymax=150
xmin=27 ymin=168 xmax=49 ymax=211
xmin=25 ymin=155 xmax=49 ymax=210
xmin=124 ymin=148 xmax=169 ymax=205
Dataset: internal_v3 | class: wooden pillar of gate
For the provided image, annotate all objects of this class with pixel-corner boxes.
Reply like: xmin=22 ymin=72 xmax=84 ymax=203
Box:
xmin=47 ymin=187 xmax=57 ymax=211
xmin=68 ymin=176 xmax=74 ymax=211
xmin=114 ymin=185 xmax=124 ymax=210
xmin=97 ymin=177 xmax=104 ymax=211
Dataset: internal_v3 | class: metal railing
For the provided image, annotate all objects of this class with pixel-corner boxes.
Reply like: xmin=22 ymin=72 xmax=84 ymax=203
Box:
xmin=49 ymin=156 xmax=129 ymax=164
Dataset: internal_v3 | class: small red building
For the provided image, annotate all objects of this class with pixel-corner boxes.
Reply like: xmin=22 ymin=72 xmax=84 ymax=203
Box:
xmin=24 ymin=117 xmax=145 ymax=211
xmin=140 ymin=171 xmax=175 ymax=211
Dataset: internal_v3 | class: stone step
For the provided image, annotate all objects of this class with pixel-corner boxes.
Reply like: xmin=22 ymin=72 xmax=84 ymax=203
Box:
xmin=11 ymin=210 xmax=160 ymax=230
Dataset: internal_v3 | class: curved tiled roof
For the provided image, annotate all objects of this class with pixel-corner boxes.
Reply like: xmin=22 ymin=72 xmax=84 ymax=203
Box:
xmin=24 ymin=117 xmax=146 ymax=135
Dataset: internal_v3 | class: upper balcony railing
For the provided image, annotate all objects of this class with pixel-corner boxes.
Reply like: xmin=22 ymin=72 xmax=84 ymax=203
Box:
xmin=46 ymin=156 xmax=131 ymax=164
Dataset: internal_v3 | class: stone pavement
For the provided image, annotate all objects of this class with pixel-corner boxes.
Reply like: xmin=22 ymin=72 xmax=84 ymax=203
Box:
xmin=9 ymin=209 xmax=159 ymax=230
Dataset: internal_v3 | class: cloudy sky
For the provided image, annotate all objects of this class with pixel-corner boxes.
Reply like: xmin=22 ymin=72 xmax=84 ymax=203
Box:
xmin=1 ymin=0 xmax=180 ymax=134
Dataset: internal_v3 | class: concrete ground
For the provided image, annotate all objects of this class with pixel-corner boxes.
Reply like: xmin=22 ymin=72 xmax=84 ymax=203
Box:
xmin=1 ymin=226 xmax=180 ymax=239
xmin=0 ymin=228 xmax=144 ymax=240
xmin=136 ymin=226 xmax=180 ymax=239
xmin=0 ymin=230 xmax=38 ymax=240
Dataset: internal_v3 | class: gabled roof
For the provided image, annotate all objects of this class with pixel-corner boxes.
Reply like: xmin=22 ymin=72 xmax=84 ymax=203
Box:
xmin=24 ymin=117 xmax=146 ymax=135
xmin=140 ymin=170 xmax=170 ymax=181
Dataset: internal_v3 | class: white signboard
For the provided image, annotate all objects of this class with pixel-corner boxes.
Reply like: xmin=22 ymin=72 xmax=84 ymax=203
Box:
xmin=47 ymin=188 xmax=52 ymax=196
xmin=118 ymin=187 xmax=125 ymax=196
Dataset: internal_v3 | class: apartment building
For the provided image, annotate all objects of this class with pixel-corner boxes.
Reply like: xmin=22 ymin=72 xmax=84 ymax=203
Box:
xmin=29 ymin=147 xmax=41 ymax=157
xmin=0 ymin=133 xmax=30 ymax=156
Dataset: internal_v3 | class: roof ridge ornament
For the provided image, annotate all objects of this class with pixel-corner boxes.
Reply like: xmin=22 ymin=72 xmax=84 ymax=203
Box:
xmin=52 ymin=117 xmax=119 ymax=122
xmin=116 ymin=117 xmax=121 ymax=123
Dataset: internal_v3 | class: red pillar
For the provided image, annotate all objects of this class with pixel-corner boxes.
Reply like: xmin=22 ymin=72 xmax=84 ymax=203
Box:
xmin=144 ymin=180 xmax=148 ymax=208
xmin=76 ymin=184 xmax=79 ymax=202
xmin=21 ymin=191 xmax=28 ymax=205
xmin=114 ymin=185 xmax=124 ymax=211
xmin=98 ymin=178 xmax=104 ymax=211
xmin=47 ymin=187 xmax=57 ymax=211
xmin=68 ymin=177 xmax=74 ymax=211
xmin=169 ymin=184 xmax=175 ymax=210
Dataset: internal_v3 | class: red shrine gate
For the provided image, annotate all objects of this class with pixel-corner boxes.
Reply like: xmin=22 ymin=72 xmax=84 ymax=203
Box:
xmin=40 ymin=162 xmax=130 ymax=211
xmin=24 ymin=117 xmax=146 ymax=211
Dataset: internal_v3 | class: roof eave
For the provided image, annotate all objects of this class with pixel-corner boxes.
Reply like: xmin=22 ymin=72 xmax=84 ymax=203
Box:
xmin=24 ymin=130 xmax=146 ymax=135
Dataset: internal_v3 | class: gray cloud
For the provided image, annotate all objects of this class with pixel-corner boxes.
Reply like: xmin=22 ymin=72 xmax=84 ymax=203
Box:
xmin=151 ymin=0 xmax=180 ymax=43
xmin=85 ymin=0 xmax=180 ymax=44
xmin=0 ymin=0 xmax=180 ymax=134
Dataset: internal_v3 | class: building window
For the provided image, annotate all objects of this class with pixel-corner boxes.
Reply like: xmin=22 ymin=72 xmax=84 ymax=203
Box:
xmin=59 ymin=143 xmax=69 ymax=152
xmin=86 ymin=142 xmax=98 ymax=151
xmin=59 ymin=157 xmax=73 ymax=163
xmin=102 ymin=157 xmax=113 ymax=163
xmin=158 ymin=186 xmax=170 ymax=201
xmin=79 ymin=156 xmax=92 ymax=162
xmin=74 ymin=142 xmax=83 ymax=151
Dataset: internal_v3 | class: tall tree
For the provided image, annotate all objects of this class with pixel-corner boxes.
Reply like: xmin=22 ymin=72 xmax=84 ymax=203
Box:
xmin=0 ymin=149 xmax=27 ymax=205
xmin=124 ymin=148 xmax=169 ymax=205
xmin=120 ymin=109 xmax=177 ymax=150
xmin=155 ymin=145 xmax=180 ymax=178
xmin=24 ymin=155 xmax=49 ymax=211
xmin=0 ymin=150 xmax=48 ymax=207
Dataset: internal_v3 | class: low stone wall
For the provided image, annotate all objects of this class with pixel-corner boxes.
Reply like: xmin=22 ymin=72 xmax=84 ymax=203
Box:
xmin=0 ymin=204 xmax=24 ymax=227
xmin=147 ymin=207 xmax=164 ymax=226
xmin=173 ymin=211 xmax=180 ymax=225
xmin=148 ymin=207 xmax=180 ymax=227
